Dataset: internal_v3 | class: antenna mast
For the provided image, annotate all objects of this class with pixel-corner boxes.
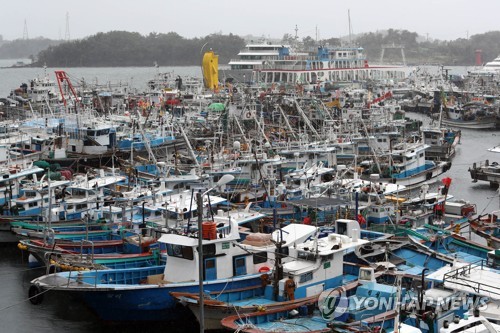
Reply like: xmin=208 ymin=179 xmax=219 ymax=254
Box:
xmin=65 ymin=12 xmax=71 ymax=41
xmin=23 ymin=19 xmax=29 ymax=40
xmin=348 ymin=10 xmax=352 ymax=45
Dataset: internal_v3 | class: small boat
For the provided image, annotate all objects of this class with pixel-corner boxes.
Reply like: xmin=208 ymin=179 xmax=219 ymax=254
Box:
xmin=407 ymin=224 xmax=494 ymax=263
xmin=349 ymin=238 xmax=454 ymax=275
xmin=469 ymin=214 xmax=500 ymax=248
xmin=400 ymin=263 xmax=495 ymax=333
xmin=219 ymin=269 xmax=417 ymax=333
xmin=440 ymin=102 xmax=499 ymax=130
xmin=17 ymin=231 xmax=156 ymax=267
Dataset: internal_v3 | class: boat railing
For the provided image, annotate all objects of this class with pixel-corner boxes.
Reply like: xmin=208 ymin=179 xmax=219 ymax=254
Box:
xmin=215 ymin=223 xmax=232 ymax=238
xmin=443 ymin=259 xmax=500 ymax=299
xmin=65 ymin=265 xmax=100 ymax=288
xmin=80 ymin=239 xmax=95 ymax=263
xmin=44 ymin=251 xmax=61 ymax=275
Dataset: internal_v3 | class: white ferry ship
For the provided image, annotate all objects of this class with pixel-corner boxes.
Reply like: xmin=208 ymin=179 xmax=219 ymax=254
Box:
xmin=225 ymin=42 xmax=406 ymax=89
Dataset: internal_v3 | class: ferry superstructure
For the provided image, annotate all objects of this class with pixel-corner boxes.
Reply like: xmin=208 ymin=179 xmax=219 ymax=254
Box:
xmin=252 ymin=45 xmax=407 ymax=89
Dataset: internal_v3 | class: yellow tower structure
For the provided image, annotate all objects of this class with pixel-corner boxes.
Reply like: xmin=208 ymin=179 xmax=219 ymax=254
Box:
xmin=202 ymin=50 xmax=219 ymax=90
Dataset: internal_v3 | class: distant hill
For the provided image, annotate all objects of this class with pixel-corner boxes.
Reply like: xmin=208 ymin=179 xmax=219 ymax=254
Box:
xmin=3 ymin=29 xmax=500 ymax=67
xmin=35 ymin=31 xmax=245 ymax=67
xmin=0 ymin=38 xmax=62 ymax=61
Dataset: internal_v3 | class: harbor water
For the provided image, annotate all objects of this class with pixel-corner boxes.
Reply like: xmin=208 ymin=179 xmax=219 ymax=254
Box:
xmin=0 ymin=62 xmax=498 ymax=332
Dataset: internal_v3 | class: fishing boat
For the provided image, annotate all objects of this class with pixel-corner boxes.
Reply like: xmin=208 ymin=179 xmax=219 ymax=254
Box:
xmin=420 ymin=126 xmax=461 ymax=162
xmin=406 ymin=225 xmax=494 ymax=263
xmin=468 ymin=214 xmax=500 ymax=248
xmin=349 ymin=238 xmax=454 ymax=276
xmin=18 ymin=231 xmax=159 ymax=269
xmin=171 ymin=219 xmax=369 ymax=330
xmin=440 ymin=102 xmax=499 ymax=130
xmin=28 ymin=219 xmax=317 ymax=321
xmin=400 ymin=263 xmax=485 ymax=333
xmin=218 ymin=269 xmax=422 ymax=333
xmin=361 ymin=141 xmax=452 ymax=188
xmin=469 ymin=160 xmax=500 ymax=188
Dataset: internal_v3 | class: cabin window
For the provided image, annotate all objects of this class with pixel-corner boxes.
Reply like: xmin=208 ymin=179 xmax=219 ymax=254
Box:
xmin=201 ymin=244 xmax=216 ymax=256
xmin=297 ymin=251 xmax=316 ymax=262
xmin=280 ymin=246 xmax=289 ymax=257
xmin=253 ymin=251 xmax=268 ymax=264
xmin=167 ymin=244 xmax=194 ymax=260
xmin=419 ymin=153 xmax=424 ymax=158
xmin=299 ymin=271 xmax=313 ymax=283
xmin=28 ymin=202 xmax=37 ymax=207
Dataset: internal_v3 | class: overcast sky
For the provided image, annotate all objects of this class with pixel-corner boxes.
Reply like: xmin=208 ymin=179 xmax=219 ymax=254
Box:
xmin=2 ymin=0 xmax=498 ymax=42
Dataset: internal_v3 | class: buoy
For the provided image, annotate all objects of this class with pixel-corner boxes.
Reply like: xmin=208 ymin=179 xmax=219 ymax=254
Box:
xmin=28 ymin=284 xmax=44 ymax=305
xmin=258 ymin=266 xmax=270 ymax=273
xmin=202 ymin=221 xmax=217 ymax=240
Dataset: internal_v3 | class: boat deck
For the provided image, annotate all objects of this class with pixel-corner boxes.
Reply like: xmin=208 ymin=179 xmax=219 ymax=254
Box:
xmin=443 ymin=260 xmax=500 ymax=299
xmin=228 ymin=274 xmax=358 ymax=307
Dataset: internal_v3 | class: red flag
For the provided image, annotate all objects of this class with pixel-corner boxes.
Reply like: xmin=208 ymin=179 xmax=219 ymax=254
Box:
xmin=441 ymin=177 xmax=452 ymax=188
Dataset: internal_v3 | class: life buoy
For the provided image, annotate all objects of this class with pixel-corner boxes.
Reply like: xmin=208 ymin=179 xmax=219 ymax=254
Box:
xmin=244 ymin=112 xmax=252 ymax=119
xmin=28 ymin=284 xmax=44 ymax=305
xmin=259 ymin=266 xmax=270 ymax=273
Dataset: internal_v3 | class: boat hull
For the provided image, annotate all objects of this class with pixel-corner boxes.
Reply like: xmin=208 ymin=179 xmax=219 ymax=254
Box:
xmin=369 ymin=161 xmax=451 ymax=188
xmin=33 ymin=271 xmax=263 ymax=321
xmin=440 ymin=118 xmax=498 ymax=129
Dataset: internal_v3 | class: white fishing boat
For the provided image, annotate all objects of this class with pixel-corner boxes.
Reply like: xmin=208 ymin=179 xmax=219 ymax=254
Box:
xmin=362 ymin=141 xmax=452 ymax=188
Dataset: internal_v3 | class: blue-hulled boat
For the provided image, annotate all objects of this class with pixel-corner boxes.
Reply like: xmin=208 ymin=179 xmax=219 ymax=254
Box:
xmin=407 ymin=225 xmax=494 ymax=263
xmin=347 ymin=238 xmax=454 ymax=276
xmin=28 ymin=220 xmax=318 ymax=321
xmin=171 ymin=219 xmax=370 ymax=330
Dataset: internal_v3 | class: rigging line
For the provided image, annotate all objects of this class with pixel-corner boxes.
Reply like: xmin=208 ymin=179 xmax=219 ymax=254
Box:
xmin=0 ymin=281 xmax=65 ymax=313
xmin=0 ymin=266 xmax=47 ymax=276
xmin=479 ymin=193 xmax=499 ymax=216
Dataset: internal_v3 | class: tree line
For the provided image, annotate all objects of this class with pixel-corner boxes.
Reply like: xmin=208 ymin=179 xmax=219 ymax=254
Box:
xmin=1 ymin=29 xmax=500 ymax=67
xmin=35 ymin=31 xmax=245 ymax=67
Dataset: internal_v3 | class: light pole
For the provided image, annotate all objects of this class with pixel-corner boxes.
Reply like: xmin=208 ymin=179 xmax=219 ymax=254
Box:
xmin=197 ymin=174 xmax=234 ymax=333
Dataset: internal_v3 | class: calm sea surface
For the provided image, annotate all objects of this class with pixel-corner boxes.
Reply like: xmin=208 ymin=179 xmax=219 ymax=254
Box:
xmin=0 ymin=61 xmax=498 ymax=332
